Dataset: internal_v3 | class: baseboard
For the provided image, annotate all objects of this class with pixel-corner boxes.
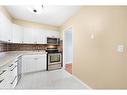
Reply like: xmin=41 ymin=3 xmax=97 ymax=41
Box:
xmin=64 ymin=69 xmax=92 ymax=89
xmin=65 ymin=61 xmax=72 ymax=64
xmin=72 ymin=74 xmax=92 ymax=89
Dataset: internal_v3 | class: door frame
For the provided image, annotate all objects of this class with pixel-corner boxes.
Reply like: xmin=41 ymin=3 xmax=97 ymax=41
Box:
xmin=63 ymin=25 xmax=73 ymax=70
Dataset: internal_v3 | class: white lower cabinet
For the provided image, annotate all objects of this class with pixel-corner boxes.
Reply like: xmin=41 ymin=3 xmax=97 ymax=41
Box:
xmin=0 ymin=65 xmax=10 ymax=89
xmin=0 ymin=53 xmax=47 ymax=89
xmin=8 ymin=61 xmax=18 ymax=88
xmin=0 ymin=59 xmax=19 ymax=89
xmin=22 ymin=54 xmax=47 ymax=74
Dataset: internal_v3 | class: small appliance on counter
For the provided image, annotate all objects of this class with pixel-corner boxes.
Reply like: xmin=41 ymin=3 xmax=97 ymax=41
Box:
xmin=46 ymin=48 xmax=62 ymax=71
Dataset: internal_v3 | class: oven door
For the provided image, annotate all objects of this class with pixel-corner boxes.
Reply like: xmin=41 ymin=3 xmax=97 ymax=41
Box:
xmin=48 ymin=53 xmax=61 ymax=65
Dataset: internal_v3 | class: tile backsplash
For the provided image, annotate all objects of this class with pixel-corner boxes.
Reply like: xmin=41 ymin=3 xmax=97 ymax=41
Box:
xmin=0 ymin=43 xmax=62 ymax=52
xmin=0 ymin=43 xmax=8 ymax=52
xmin=7 ymin=44 xmax=47 ymax=51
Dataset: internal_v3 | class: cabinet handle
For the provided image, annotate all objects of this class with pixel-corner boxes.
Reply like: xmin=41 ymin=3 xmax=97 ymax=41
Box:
xmin=15 ymin=60 xmax=18 ymax=63
xmin=0 ymin=70 xmax=6 ymax=75
xmin=0 ymin=79 xmax=4 ymax=83
xmin=34 ymin=42 xmax=37 ymax=44
xmin=10 ymin=76 xmax=17 ymax=85
xmin=34 ymin=58 xmax=38 ymax=60
xmin=10 ymin=65 xmax=17 ymax=71
xmin=8 ymin=40 xmax=11 ymax=42
xmin=9 ymin=64 xmax=13 ymax=67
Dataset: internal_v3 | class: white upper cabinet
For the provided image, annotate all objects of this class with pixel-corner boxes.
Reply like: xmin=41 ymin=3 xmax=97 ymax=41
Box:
xmin=46 ymin=30 xmax=60 ymax=38
xmin=32 ymin=28 xmax=45 ymax=44
xmin=12 ymin=24 xmax=23 ymax=43
xmin=0 ymin=12 xmax=12 ymax=42
xmin=0 ymin=12 xmax=60 ymax=44
xmin=23 ymin=27 xmax=34 ymax=44
xmin=23 ymin=27 xmax=59 ymax=44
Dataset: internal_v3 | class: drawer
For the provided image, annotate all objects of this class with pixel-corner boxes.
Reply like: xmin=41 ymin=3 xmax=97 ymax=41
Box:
xmin=0 ymin=79 xmax=7 ymax=89
xmin=48 ymin=63 xmax=61 ymax=70
xmin=23 ymin=54 xmax=46 ymax=58
xmin=0 ymin=65 xmax=9 ymax=80
xmin=0 ymin=61 xmax=18 ymax=89
xmin=9 ymin=76 xmax=18 ymax=88
xmin=9 ymin=65 xmax=17 ymax=78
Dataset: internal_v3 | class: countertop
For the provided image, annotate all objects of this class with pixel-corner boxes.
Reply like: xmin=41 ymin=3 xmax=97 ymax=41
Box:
xmin=0 ymin=51 xmax=47 ymax=68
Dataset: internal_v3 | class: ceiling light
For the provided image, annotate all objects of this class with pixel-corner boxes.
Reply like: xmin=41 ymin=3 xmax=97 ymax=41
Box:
xmin=27 ymin=5 xmax=44 ymax=14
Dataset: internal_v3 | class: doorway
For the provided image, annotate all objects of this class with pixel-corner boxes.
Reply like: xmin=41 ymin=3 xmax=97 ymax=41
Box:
xmin=63 ymin=27 xmax=73 ymax=74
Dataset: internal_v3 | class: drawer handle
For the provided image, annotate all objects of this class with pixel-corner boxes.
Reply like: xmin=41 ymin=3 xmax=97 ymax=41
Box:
xmin=9 ymin=64 xmax=13 ymax=67
xmin=10 ymin=65 xmax=17 ymax=71
xmin=15 ymin=60 xmax=18 ymax=63
xmin=0 ymin=70 xmax=7 ymax=75
xmin=0 ymin=79 xmax=4 ymax=83
xmin=34 ymin=58 xmax=38 ymax=60
xmin=10 ymin=76 xmax=17 ymax=85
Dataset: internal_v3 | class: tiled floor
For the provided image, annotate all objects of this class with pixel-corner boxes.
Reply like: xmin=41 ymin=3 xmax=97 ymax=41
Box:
xmin=15 ymin=69 xmax=89 ymax=89
xmin=65 ymin=64 xmax=72 ymax=74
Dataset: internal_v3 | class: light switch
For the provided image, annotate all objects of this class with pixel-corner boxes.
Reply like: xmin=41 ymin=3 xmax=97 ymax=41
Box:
xmin=117 ymin=45 xmax=124 ymax=53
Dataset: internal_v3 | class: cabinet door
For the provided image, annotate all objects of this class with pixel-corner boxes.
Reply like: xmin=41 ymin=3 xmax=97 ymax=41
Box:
xmin=51 ymin=31 xmax=60 ymax=38
xmin=46 ymin=30 xmax=60 ymax=38
xmin=33 ymin=29 xmax=43 ymax=44
xmin=0 ymin=62 xmax=18 ymax=89
xmin=41 ymin=30 xmax=47 ymax=44
xmin=12 ymin=24 xmax=23 ymax=43
xmin=0 ymin=12 xmax=12 ymax=42
xmin=0 ymin=12 xmax=2 ymax=41
xmin=22 ymin=54 xmax=47 ymax=74
xmin=34 ymin=29 xmax=47 ymax=44
xmin=23 ymin=27 xmax=34 ymax=44
xmin=0 ymin=65 xmax=10 ymax=89
xmin=7 ymin=61 xmax=18 ymax=89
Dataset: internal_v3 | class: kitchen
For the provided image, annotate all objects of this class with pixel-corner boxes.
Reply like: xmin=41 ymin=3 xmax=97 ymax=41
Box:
xmin=0 ymin=6 xmax=87 ymax=89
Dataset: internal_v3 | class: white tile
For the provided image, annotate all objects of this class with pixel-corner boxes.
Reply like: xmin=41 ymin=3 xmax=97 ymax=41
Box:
xmin=15 ymin=69 xmax=89 ymax=89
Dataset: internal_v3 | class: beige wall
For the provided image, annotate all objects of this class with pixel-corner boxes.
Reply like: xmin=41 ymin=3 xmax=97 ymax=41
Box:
xmin=60 ymin=6 xmax=127 ymax=89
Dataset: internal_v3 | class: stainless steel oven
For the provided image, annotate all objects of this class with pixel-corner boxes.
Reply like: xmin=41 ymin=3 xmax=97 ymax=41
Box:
xmin=47 ymin=53 xmax=62 ymax=70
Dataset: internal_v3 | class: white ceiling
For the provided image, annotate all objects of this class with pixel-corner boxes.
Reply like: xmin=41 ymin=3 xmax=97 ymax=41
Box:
xmin=5 ymin=6 xmax=80 ymax=26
